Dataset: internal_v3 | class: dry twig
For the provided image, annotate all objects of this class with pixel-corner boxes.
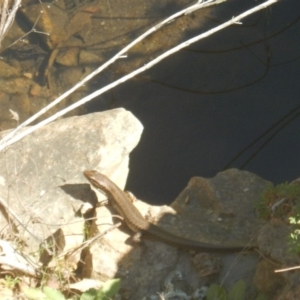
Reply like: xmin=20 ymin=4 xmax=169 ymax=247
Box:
xmin=0 ymin=0 xmax=278 ymax=151
xmin=0 ymin=0 xmax=226 ymax=147
xmin=0 ymin=0 xmax=21 ymax=47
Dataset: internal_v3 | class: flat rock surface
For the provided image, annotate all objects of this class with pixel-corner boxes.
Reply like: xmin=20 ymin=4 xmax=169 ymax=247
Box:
xmin=169 ymin=169 xmax=267 ymax=245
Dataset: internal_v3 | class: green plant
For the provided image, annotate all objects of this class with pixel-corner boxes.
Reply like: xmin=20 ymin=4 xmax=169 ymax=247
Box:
xmin=81 ymin=279 xmax=120 ymax=300
xmin=24 ymin=286 xmax=66 ymax=300
xmin=4 ymin=275 xmax=20 ymax=289
xmin=206 ymin=280 xmax=267 ymax=300
xmin=288 ymin=209 xmax=300 ymax=254
xmin=24 ymin=279 xmax=120 ymax=300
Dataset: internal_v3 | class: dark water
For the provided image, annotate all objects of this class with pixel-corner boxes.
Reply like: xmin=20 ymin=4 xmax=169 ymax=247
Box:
xmin=87 ymin=0 xmax=300 ymax=204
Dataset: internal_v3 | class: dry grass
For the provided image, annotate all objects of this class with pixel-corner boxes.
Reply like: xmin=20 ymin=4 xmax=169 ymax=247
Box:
xmin=0 ymin=0 xmax=21 ymax=48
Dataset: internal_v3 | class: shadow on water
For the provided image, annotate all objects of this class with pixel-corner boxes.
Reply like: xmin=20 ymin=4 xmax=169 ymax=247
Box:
xmin=109 ymin=0 xmax=300 ymax=204
xmin=223 ymin=102 xmax=300 ymax=170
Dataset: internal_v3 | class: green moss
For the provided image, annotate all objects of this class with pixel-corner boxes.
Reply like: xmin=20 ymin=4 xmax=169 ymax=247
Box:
xmin=256 ymin=182 xmax=300 ymax=221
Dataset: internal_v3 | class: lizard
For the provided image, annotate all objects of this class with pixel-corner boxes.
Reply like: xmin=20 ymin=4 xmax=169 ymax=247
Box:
xmin=83 ymin=170 xmax=256 ymax=252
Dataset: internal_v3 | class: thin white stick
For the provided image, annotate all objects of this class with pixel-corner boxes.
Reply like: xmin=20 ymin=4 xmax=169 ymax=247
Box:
xmin=0 ymin=0 xmax=8 ymax=40
xmin=275 ymin=265 xmax=300 ymax=273
xmin=0 ymin=0 xmax=221 ymax=148
xmin=0 ymin=0 xmax=277 ymax=150
xmin=0 ymin=0 xmax=21 ymax=46
xmin=0 ymin=239 xmax=40 ymax=276
xmin=3 ymin=0 xmax=21 ymax=35
xmin=0 ymin=196 xmax=43 ymax=242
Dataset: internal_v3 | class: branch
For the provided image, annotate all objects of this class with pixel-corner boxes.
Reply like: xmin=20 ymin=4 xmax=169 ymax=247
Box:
xmin=0 ymin=0 xmax=21 ymax=47
xmin=0 ymin=0 xmax=278 ymax=150
xmin=0 ymin=0 xmax=221 ymax=148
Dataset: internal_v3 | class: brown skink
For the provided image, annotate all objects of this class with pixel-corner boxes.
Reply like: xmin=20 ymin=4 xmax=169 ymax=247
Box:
xmin=83 ymin=170 xmax=255 ymax=252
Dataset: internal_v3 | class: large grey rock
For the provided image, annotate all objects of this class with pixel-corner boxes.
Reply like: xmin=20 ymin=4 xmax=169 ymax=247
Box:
xmin=0 ymin=108 xmax=143 ymax=251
